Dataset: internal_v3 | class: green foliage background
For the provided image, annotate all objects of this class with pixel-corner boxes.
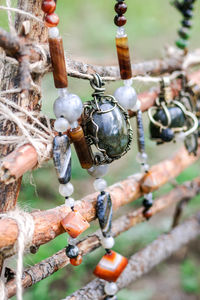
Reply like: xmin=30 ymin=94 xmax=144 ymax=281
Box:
xmin=0 ymin=0 xmax=200 ymax=299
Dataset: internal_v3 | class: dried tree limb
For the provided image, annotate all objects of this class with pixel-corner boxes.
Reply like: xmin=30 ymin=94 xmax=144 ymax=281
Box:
xmin=0 ymin=145 xmax=199 ymax=255
xmin=5 ymin=177 xmax=200 ymax=298
xmin=64 ymin=213 xmax=200 ymax=300
xmin=1 ymin=67 xmax=200 ymax=184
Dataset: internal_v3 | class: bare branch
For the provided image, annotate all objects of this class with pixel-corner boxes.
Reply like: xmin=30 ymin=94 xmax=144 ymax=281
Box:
xmin=0 ymin=145 xmax=199 ymax=255
xmin=65 ymin=213 xmax=200 ymax=300
xmin=5 ymin=177 xmax=200 ymax=298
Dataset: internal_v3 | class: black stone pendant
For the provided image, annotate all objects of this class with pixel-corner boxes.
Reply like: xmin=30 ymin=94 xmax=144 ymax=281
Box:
xmin=82 ymin=74 xmax=132 ymax=165
xmin=53 ymin=134 xmax=71 ymax=184
xmin=149 ymin=106 xmax=185 ymax=143
xmin=96 ymin=191 xmax=112 ymax=238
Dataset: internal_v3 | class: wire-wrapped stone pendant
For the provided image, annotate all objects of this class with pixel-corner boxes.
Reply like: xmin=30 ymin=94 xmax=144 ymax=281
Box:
xmin=53 ymin=134 xmax=71 ymax=184
xmin=93 ymin=250 xmax=128 ymax=282
xmin=82 ymin=74 xmax=132 ymax=165
xmin=97 ymin=191 xmax=112 ymax=238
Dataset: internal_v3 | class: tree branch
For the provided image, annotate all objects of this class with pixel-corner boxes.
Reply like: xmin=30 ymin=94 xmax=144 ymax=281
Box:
xmin=0 ymin=145 xmax=199 ymax=255
xmin=65 ymin=213 xmax=200 ymax=300
xmin=5 ymin=177 xmax=200 ymax=298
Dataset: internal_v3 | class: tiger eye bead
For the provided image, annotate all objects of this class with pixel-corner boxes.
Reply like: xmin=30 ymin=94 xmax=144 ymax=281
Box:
xmin=115 ymin=2 xmax=127 ymax=15
xmin=45 ymin=13 xmax=59 ymax=27
xmin=42 ymin=1 xmax=56 ymax=14
xmin=114 ymin=15 xmax=127 ymax=27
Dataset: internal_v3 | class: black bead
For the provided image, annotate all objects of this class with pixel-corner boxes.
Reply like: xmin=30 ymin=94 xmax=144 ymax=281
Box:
xmin=160 ymin=128 xmax=174 ymax=142
xmin=65 ymin=244 xmax=79 ymax=259
xmin=183 ymin=9 xmax=193 ymax=18
xmin=143 ymin=198 xmax=153 ymax=209
xmin=97 ymin=192 xmax=112 ymax=238
xmin=182 ymin=19 xmax=192 ymax=28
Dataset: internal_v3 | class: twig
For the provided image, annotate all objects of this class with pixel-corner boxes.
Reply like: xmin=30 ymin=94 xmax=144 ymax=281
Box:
xmin=0 ymin=145 xmax=199 ymax=255
xmin=64 ymin=213 xmax=200 ymax=300
xmin=5 ymin=177 xmax=200 ymax=298
xmin=0 ymin=27 xmax=31 ymax=90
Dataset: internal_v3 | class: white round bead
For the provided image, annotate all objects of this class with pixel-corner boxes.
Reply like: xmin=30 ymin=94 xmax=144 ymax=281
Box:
xmin=54 ymin=118 xmax=69 ymax=133
xmin=48 ymin=27 xmax=59 ymax=38
xmin=141 ymin=163 xmax=149 ymax=173
xmin=53 ymin=93 xmax=83 ymax=123
xmin=59 ymin=182 xmax=74 ymax=197
xmin=65 ymin=197 xmax=75 ymax=208
xmin=87 ymin=165 xmax=108 ymax=178
xmin=136 ymin=152 xmax=148 ymax=164
xmin=101 ymin=236 xmax=115 ymax=249
xmin=176 ymin=132 xmax=185 ymax=142
xmin=131 ymin=99 xmax=141 ymax=111
xmin=104 ymin=282 xmax=118 ymax=296
xmin=58 ymin=88 xmax=69 ymax=97
xmin=68 ymin=236 xmax=77 ymax=245
xmin=93 ymin=178 xmax=107 ymax=192
xmin=114 ymin=85 xmax=137 ymax=110
xmin=144 ymin=193 xmax=153 ymax=201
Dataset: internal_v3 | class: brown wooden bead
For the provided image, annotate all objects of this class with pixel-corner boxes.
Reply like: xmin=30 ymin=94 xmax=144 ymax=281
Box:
xmin=49 ymin=37 xmax=68 ymax=88
xmin=116 ymin=36 xmax=132 ymax=79
xmin=69 ymin=126 xmax=94 ymax=169
xmin=115 ymin=2 xmax=127 ymax=15
xmin=42 ymin=1 xmax=56 ymax=14
xmin=70 ymin=254 xmax=82 ymax=266
xmin=114 ymin=15 xmax=127 ymax=27
xmin=45 ymin=12 xmax=59 ymax=27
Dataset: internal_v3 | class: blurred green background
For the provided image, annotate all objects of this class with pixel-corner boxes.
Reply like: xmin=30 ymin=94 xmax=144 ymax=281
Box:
xmin=1 ymin=0 xmax=200 ymax=299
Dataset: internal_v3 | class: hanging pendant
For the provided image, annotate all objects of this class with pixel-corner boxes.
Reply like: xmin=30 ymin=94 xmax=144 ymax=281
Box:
xmin=82 ymin=74 xmax=133 ymax=165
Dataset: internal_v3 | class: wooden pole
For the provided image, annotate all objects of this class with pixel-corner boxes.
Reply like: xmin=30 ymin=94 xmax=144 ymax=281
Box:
xmin=64 ymin=213 xmax=200 ymax=300
xmin=0 ymin=146 xmax=199 ymax=253
xmin=5 ymin=177 xmax=200 ymax=298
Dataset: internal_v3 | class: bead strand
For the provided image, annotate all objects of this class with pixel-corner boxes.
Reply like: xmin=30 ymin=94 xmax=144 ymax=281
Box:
xmin=113 ymin=1 xmax=140 ymax=112
xmin=42 ymin=0 xmax=90 ymax=266
xmin=173 ymin=0 xmax=197 ymax=51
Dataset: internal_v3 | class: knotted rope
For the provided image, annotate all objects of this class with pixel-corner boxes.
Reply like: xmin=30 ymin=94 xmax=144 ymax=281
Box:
xmin=0 ymin=208 xmax=35 ymax=300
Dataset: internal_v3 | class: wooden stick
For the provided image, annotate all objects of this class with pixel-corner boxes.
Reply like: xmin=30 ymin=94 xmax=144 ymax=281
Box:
xmin=5 ymin=177 xmax=200 ymax=298
xmin=64 ymin=213 xmax=200 ymax=300
xmin=0 ymin=145 xmax=199 ymax=255
xmin=1 ymin=67 xmax=200 ymax=184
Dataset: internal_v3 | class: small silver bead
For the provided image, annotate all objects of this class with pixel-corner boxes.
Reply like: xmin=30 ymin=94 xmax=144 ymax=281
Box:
xmin=87 ymin=165 xmax=108 ymax=178
xmin=54 ymin=118 xmax=69 ymax=133
xmin=48 ymin=27 xmax=59 ymax=38
xmin=59 ymin=182 xmax=74 ymax=197
xmin=114 ymin=85 xmax=137 ymax=110
xmin=136 ymin=152 xmax=148 ymax=164
xmin=104 ymin=282 xmax=118 ymax=296
xmin=65 ymin=197 xmax=75 ymax=208
xmin=101 ymin=236 xmax=115 ymax=249
xmin=141 ymin=163 xmax=149 ymax=173
xmin=93 ymin=178 xmax=107 ymax=192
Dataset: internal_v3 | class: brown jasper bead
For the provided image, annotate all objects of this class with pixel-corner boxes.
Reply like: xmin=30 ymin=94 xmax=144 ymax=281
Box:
xmin=70 ymin=254 xmax=82 ymax=266
xmin=116 ymin=36 xmax=132 ymax=79
xmin=45 ymin=12 xmax=59 ymax=27
xmin=42 ymin=0 xmax=56 ymax=14
xmin=114 ymin=15 xmax=127 ymax=27
xmin=49 ymin=37 xmax=68 ymax=88
xmin=69 ymin=126 xmax=94 ymax=169
xmin=115 ymin=2 xmax=127 ymax=15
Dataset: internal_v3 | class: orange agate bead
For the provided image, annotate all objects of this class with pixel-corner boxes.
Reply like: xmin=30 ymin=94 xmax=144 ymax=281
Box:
xmin=45 ymin=13 xmax=59 ymax=27
xmin=61 ymin=210 xmax=90 ymax=238
xmin=70 ymin=254 xmax=82 ymax=266
xmin=93 ymin=250 xmax=128 ymax=282
xmin=42 ymin=1 xmax=56 ymax=14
